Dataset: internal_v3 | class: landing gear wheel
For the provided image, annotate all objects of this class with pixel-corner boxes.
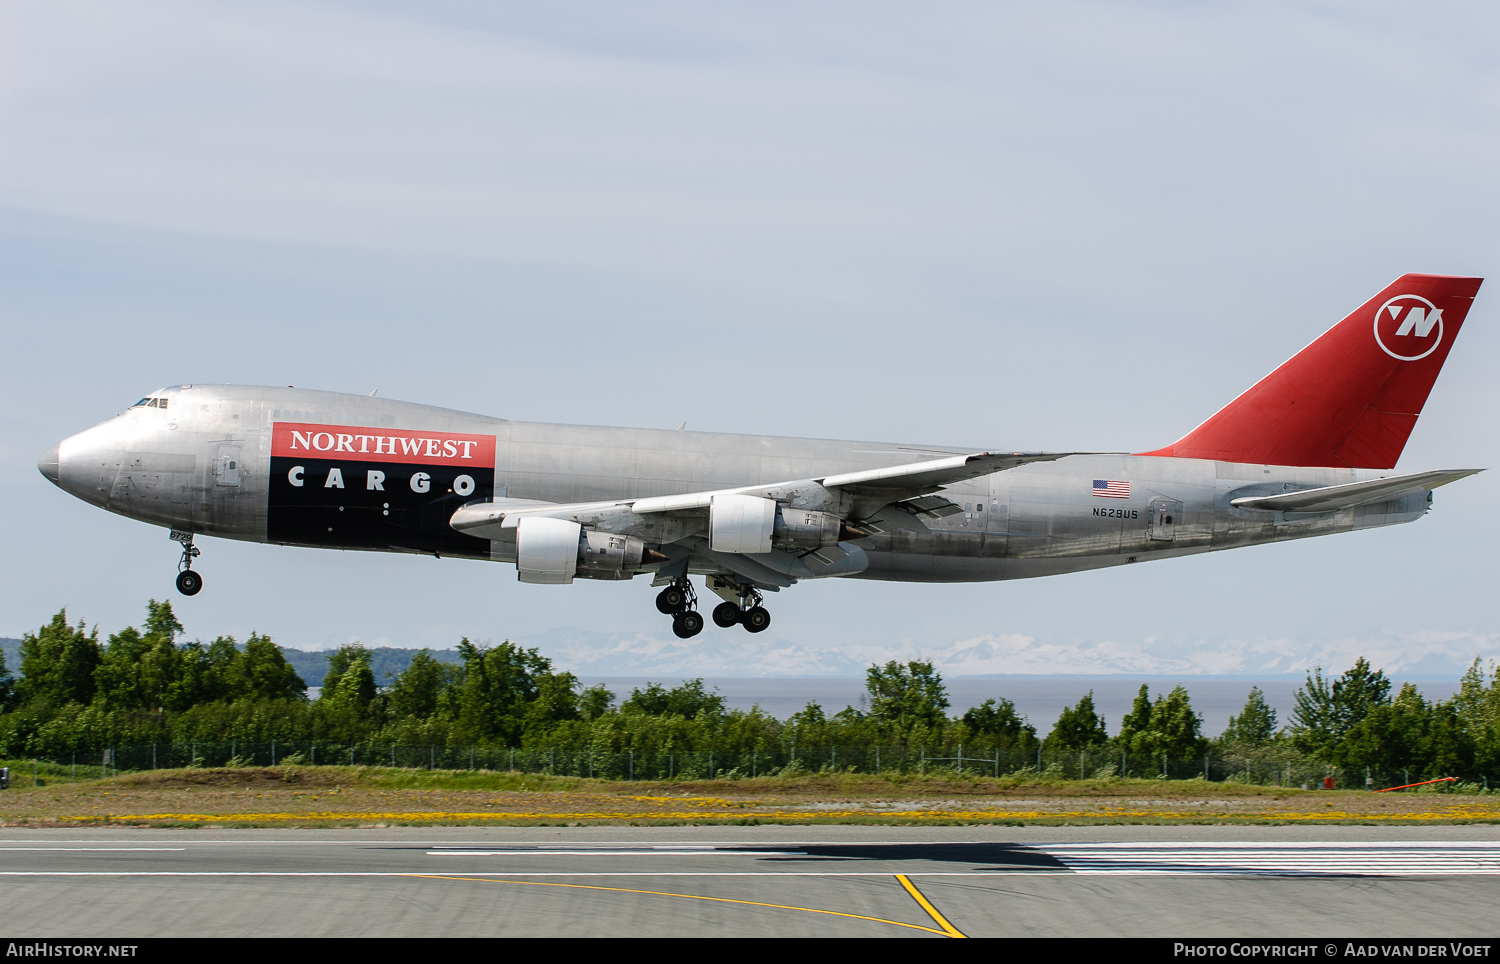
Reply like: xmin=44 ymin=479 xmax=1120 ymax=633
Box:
xmin=672 ymin=610 xmax=705 ymax=638
xmin=656 ymin=586 xmax=688 ymax=614
xmin=711 ymin=601 xmax=741 ymax=628
xmin=741 ymin=606 xmax=771 ymax=633
xmin=175 ymin=569 xmax=203 ymax=596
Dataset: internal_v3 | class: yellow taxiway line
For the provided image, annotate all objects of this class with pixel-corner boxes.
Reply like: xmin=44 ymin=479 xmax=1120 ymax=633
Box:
xmin=407 ymin=873 xmax=962 ymax=937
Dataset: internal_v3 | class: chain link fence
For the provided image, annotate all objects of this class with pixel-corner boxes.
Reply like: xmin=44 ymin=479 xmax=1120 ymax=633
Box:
xmin=0 ymin=742 xmax=1490 ymax=792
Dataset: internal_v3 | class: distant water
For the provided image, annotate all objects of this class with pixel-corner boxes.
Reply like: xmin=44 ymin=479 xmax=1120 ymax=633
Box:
xmin=577 ymin=675 xmax=1462 ymax=738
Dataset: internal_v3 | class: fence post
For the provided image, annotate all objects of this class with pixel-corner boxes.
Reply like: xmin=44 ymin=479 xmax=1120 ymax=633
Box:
xmin=153 ymin=743 xmax=157 ymax=770
xmin=470 ymin=747 xmax=475 ymax=771
xmin=875 ymin=746 xmax=880 ymax=775
xmin=629 ymin=749 xmax=634 ymax=781
xmin=33 ymin=759 xmax=38 ymax=787
xmin=431 ymin=747 xmax=435 ymax=770
xmin=72 ymin=752 xmax=76 ymax=782
xmin=751 ymin=749 xmax=755 ymax=778
xmin=350 ymin=746 xmax=355 ymax=766
xmin=1037 ymin=745 xmax=1041 ymax=771
xmin=510 ymin=747 xmax=514 ymax=772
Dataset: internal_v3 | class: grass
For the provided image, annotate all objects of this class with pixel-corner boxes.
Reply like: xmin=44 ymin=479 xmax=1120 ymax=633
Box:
xmin=0 ymin=764 xmax=1494 ymax=827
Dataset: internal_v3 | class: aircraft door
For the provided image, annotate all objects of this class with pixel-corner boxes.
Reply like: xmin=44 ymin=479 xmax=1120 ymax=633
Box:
xmin=214 ymin=444 xmax=242 ymax=487
xmin=985 ymin=473 xmax=1010 ymax=556
xmin=1149 ymin=498 xmax=1182 ymax=542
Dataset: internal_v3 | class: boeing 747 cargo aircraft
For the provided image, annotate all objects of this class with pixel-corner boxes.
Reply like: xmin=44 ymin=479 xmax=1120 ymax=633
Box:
xmin=39 ymin=274 xmax=1483 ymax=638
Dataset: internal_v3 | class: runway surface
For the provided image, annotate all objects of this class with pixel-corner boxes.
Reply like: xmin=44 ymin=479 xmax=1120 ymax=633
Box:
xmin=2 ymin=826 xmax=1497 ymax=937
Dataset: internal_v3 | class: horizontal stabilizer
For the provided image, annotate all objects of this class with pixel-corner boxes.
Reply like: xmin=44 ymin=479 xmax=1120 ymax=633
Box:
xmin=1229 ymin=469 xmax=1481 ymax=513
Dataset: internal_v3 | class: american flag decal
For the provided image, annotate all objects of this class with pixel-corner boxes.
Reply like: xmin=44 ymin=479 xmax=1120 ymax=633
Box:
xmin=1092 ymin=479 xmax=1130 ymax=499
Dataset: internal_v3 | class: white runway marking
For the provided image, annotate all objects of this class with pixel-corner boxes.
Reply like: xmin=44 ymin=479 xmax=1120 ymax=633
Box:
xmin=426 ymin=850 xmax=806 ymax=857
xmin=0 ymin=848 xmax=186 ymax=852
xmin=1043 ymin=843 xmax=1500 ymax=876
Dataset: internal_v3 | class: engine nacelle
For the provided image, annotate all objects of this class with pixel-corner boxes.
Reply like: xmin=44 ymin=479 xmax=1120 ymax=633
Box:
xmin=709 ymin=494 xmax=776 ymax=553
xmin=773 ymin=507 xmax=842 ymax=549
xmin=515 ymin=516 xmax=583 ymax=584
xmin=515 ymin=516 xmax=653 ymax=583
xmin=575 ymin=529 xmax=651 ymax=581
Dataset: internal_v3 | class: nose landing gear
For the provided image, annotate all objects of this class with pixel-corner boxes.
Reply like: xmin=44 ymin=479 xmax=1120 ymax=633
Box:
xmin=171 ymin=529 xmax=203 ymax=596
xmin=656 ymin=578 xmax=704 ymax=638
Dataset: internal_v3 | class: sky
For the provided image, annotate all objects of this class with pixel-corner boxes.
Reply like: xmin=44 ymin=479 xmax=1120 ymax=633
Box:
xmin=1 ymin=1 xmax=1498 ymax=679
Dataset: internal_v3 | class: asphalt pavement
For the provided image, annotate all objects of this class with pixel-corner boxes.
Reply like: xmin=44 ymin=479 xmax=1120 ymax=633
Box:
xmin=1 ymin=825 xmax=1497 ymax=938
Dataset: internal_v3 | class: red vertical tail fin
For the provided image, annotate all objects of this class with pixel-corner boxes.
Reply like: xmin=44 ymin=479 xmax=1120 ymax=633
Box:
xmin=1141 ymin=273 xmax=1482 ymax=469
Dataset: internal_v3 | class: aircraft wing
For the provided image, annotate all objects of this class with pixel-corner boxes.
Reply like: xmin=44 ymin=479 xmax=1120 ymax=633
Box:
xmin=449 ymin=451 xmax=1080 ymax=569
xmin=1229 ymin=469 xmax=1481 ymax=513
xmin=628 ymin=451 xmax=1078 ymax=514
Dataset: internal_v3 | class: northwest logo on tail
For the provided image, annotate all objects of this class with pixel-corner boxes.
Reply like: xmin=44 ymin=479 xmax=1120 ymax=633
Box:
xmin=1374 ymin=294 xmax=1443 ymax=361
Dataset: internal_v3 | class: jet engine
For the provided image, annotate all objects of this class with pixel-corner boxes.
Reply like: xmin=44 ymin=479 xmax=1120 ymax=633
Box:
xmin=515 ymin=516 xmax=654 ymax=583
xmin=709 ymin=494 xmax=848 ymax=552
xmin=772 ymin=507 xmax=843 ymax=549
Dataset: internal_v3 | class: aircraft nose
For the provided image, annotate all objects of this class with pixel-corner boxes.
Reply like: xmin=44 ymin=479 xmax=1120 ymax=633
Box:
xmin=38 ymin=444 xmax=61 ymax=485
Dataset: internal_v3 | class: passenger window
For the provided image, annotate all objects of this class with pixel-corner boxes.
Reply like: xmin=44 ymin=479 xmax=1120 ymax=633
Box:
xmin=976 ymin=504 xmax=983 ymax=512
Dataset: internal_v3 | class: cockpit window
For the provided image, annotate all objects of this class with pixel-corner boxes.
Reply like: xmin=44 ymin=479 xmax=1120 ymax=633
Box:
xmin=130 ymin=397 xmax=169 ymax=410
xmin=131 ymin=398 xmax=151 ymax=408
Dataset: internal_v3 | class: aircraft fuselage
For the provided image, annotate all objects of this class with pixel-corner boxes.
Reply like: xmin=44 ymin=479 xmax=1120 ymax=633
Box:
xmin=45 ymin=384 xmax=1426 ymax=585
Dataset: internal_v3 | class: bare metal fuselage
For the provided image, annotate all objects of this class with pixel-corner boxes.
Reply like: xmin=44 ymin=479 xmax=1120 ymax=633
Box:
xmin=46 ymin=384 xmax=1428 ymax=584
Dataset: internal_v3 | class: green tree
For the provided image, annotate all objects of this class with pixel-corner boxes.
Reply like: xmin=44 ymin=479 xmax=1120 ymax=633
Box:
xmin=0 ymin=647 xmax=14 ymax=711
xmin=961 ymin=698 xmax=1039 ymax=752
xmin=1339 ymin=682 xmax=1430 ymax=773
xmin=1143 ymin=685 xmax=1207 ymax=759
xmin=17 ymin=609 xmax=101 ymax=709
xmin=1116 ymin=684 xmax=1155 ymax=750
xmin=450 ymin=639 xmax=579 ymax=745
xmin=1290 ymin=658 xmax=1391 ymax=759
xmin=578 ymin=684 xmax=615 ymax=722
xmin=1221 ymin=686 xmax=1278 ymax=746
xmin=865 ymin=660 xmax=949 ymax=727
xmin=622 ymin=679 xmax=726 ymax=721
xmin=227 ymin=634 xmax=307 ymax=702
xmin=321 ymin=644 xmax=378 ymax=710
xmin=384 ymin=650 xmax=457 ymax=720
xmin=95 ymin=600 xmax=186 ymax=711
xmin=1044 ymin=692 xmax=1108 ymax=751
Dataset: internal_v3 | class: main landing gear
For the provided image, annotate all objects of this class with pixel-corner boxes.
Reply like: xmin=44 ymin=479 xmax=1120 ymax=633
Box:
xmin=656 ymin=577 xmax=772 ymax=638
xmin=656 ymin=578 xmax=704 ymax=639
xmin=708 ymin=578 xmax=771 ymax=633
xmin=171 ymin=529 xmax=203 ymax=596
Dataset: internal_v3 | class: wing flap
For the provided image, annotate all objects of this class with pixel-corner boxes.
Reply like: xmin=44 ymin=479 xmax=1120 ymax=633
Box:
xmin=1229 ymin=469 xmax=1481 ymax=513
